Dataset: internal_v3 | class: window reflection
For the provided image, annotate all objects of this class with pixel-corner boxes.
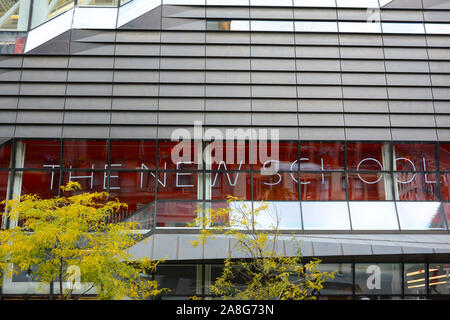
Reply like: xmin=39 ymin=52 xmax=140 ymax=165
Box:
xmin=254 ymin=201 xmax=302 ymax=230
xmin=395 ymin=173 xmax=439 ymax=201
xmin=319 ymin=264 xmax=353 ymax=295
xmin=251 ymin=20 xmax=294 ymax=32
xmin=394 ymin=143 xmax=437 ymax=172
xmin=404 ymin=263 xmax=427 ymax=295
xmin=348 ymin=172 xmax=393 ymax=201
xmin=396 ymin=202 xmax=446 ymax=230
xmin=110 ymin=140 xmax=156 ymax=170
xmin=338 ymin=22 xmax=381 ymax=33
xmin=78 ymin=0 xmax=118 ymax=6
xmin=295 ymin=21 xmax=338 ymax=32
xmin=302 ymin=202 xmax=350 ymax=230
xmin=429 ymin=264 xmax=450 ymax=295
xmin=300 ymin=142 xmax=345 ymax=171
xmin=31 ymin=0 xmax=75 ymax=29
xmin=254 ymin=172 xmax=299 ymax=201
xmin=301 ymin=172 xmax=346 ymax=201
xmin=211 ymin=171 xmax=251 ymax=200
xmin=0 ymin=142 xmax=11 ymax=169
xmin=439 ymin=144 xmax=450 ymax=171
xmin=63 ymin=140 xmax=108 ymax=169
xmin=154 ymin=264 xmax=198 ymax=295
xmin=156 ymin=201 xmax=200 ymax=228
xmin=21 ymin=139 xmax=61 ymax=169
xmin=382 ymin=23 xmax=425 ymax=34
xmin=355 ymin=264 xmax=402 ymax=295
xmin=347 ymin=143 xmax=390 ymax=171
xmin=0 ymin=0 xmax=31 ymax=31
xmin=349 ymin=202 xmax=399 ymax=230
xmin=425 ymin=23 xmax=450 ymax=34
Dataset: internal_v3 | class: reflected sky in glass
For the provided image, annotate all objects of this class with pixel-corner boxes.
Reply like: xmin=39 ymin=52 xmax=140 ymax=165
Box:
xmin=350 ymin=202 xmax=399 ymax=230
xmin=302 ymin=202 xmax=350 ymax=230
xmin=254 ymin=201 xmax=302 ymax=230
xmin=396 ymin=202 xmax=445 ymax=230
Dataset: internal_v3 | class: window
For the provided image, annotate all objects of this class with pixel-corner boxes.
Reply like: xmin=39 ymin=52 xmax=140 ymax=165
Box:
xmin=295 ymin=21 xmax=338 ymax=32
xmin=396 ymin=202 xmax=446 ymax=230
xmin=0 ymin=142 xmax=11 ymax=169
xmin=78 ymin=0 xmax=118 ymax=6
xmin=354 ymin=263 xmax=402 ymax=295
xmin=350 ymin=202 xmax=399 ymax=230
xmin=302 ymin=202 xmax=350 ymax=230
xmin=0 ymin=0 xmax=31 ymax=31
xmin=31 ymin=0 xmax=75 ymax=29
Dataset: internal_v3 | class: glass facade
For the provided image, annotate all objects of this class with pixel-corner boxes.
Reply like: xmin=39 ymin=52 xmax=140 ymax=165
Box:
xmin=88 ymin=261 xmax=448 ymax=299
xmin=2 ymin=139 xmax=450 ymax=231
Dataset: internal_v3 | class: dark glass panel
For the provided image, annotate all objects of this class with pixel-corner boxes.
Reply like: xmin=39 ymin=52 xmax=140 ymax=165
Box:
xmin=253 ymin=172 xmax=298 ymax=201
xmin=253 ymin=141 xmax=298 ymax=172
xmin=348 ymin=172 xmax=393 ymax=200
xmin=300 ymin=142 xmax=345 ymax=171
xmin=301 ymin=172 xmax=346 ymax=200
xmin=22 ymin=139 xmax=61 ymax=169
xmin=429 ymin=264 xmax=450 ymax=295
xmin=210 ymin=141 xmax=253 ymax=171
xmin=404 ymin=264 xmax=427 ymax=295
xmin=157 ymin=172 xmax=199 ymax=200
xmin=319 ymin=264 xmax=353 ymax=295
xmin=439 ymin=143 xmax=450 ymax=171
xmin=158 ymin=140 xmax=199 ymax=171
xmin=395 ymin=173 xmax=439 ymax=201
xmin=154 ymin=265 xmax=198 ymax=296
xmin=211 ymin=171 xmax=251 ymax=201
xmin=0 ymin=142 xmax=11 ymax=168
xmin=155 ymin=201 xmax=200 ymax=228
xmin=355 ymin=263 xmax=402 ymax=295
xmin=394 ymin=143 xmax=437 ymax=172
xmin=110 ymin=140 xmax=156 ymax=170
xmin=21 ymin=170 xmax=60 ymax=199
xmin=347 ymin=142 xmax=389 ymax=171
xmin=63 ymin=140 xmax=108 ymax=169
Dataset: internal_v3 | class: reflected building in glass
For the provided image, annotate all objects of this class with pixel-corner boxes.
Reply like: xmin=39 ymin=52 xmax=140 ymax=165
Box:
xmin=0 ymin=0 xmax=450 ymax=300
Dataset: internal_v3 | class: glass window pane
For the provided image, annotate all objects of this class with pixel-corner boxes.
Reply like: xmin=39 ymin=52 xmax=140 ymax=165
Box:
xmin=21 ymin=170 xmax=60 ymax=198
xmin=253 ymin=201 xmax=302 ymax=230
xmin=300 ymin=142 xmax=345 ymax=171
xmin=61 ymin=170 xmax=104 ymax=194
xmin=355 ymin=263 xmax=402 ymax=295
xmin=302 ymin=202 xmax=351 ymax=230
xmin=78 ymin=0 xmax=118 ymax=6
xmin=31 ymin=0 xmax=75 ymax=29
xmin=154 ymin=265 xmax=198 ymax=296
xmin=396 ymin=202 xmax=446 ymax=230
xmin=156 ymin=201 xmax=200 ymax=228
xmin=110 ymin=140 xmax=156 ymax=170
xmin=63 ymin=140 xmax=108 ymax=170
xmin=301 ymin=172 xmax=346 ymax=201
xmin=109 ymin=171 xmax=156 ymax=221
xmin=348 ymin=172 xmax=393 ymax=201
xmin=253 ymin=141 xmax=298 ymax=172
xmin=0 ymin=171 xmax=9 ymax=219
xmin=395 ymin=173 xmax=439 ymax=201
xmin=211 ymin=171 xmax=251 ymax=200
xmin=210 ymin=141 xmax=253 ymax=171
xmin=72 ymin=7 xmax=118 ymax=29
xmin=338 ymin=22 xmax=381 ymax=33
xmin=254 ymin=172 xmax=299 ymax=201
xmin=394 ymin=143 xmax=437 ymax=172
xmin=295 ymin=21 xmax=338 ymax=32
xmin=349 ymin=202 xmax=399 ymax=230
xmin=347 ymin=142 xmax=390 ymax=171
xmin=159 ymin=141 xmax=200 ymax=171
xmin=0 ymin=142 xmax=11 ymax=168
xmin=208 ymin=0 xmax=248 ymax=5
xmin=405 ymin=263 xmax=427 ymax=295
xmin=439 ymin=143 xmax=450 ymax=171
xmin=319 ymin=264 xmax=353 ymax=295
xmin=429 ymin=264 xmax=450 ymax=295
xmin=442 ymin=203 xmax=450 ymax=227
xmin=22 ymin=139 xmax=61 ymax=169
xmin=250 ymin=0 xmax=292 ymax=6
xmin=158 ymin=172 xmax=199 ymax=200
xmin=0 ymin=0 xmax=31 ymax=31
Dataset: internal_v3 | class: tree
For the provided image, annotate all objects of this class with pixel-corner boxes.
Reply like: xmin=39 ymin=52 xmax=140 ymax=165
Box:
xmin=0 ymin=181 xmax=166 ymax=300
xmin=189 ymin=197 xmax=335 ymax=300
